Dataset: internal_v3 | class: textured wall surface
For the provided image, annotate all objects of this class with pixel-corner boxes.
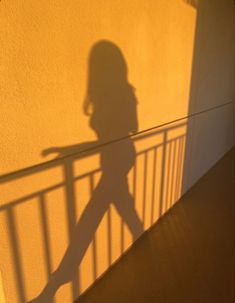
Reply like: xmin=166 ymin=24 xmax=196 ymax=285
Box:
xmin=0 ymin=1 xmax=234 ymax=303
xmin=0 ymin=0 xmax=196 ymax=173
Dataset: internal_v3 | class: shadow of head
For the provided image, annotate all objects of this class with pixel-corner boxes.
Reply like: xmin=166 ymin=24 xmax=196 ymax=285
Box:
xmin=85 ymin=40 xmax=138 ymax=140
xmin=89 ymin=40 xmax=128 ymax=87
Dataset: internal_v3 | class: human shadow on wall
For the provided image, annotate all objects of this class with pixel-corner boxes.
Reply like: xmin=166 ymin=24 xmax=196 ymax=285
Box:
xmin=28 ymin=40 xmax=144 ymax=303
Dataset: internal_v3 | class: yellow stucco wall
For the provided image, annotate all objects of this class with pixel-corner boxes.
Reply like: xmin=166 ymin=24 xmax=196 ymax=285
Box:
xmin=0 ymin=0 xmax=196 ymax=174
xmin=0 ymin=1 xmax=234 ymax=303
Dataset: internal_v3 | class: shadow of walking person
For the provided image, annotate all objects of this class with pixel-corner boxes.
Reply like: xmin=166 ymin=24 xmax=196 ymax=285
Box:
xmin=28 ymin=40 xmax=143 ymax=303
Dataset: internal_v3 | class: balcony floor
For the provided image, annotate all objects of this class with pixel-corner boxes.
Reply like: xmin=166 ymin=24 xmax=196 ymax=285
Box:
xmin=76 ymin=147 xmax=235 ymax=303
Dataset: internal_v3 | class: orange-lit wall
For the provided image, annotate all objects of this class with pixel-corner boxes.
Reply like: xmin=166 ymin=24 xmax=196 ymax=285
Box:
xmin=0 ymin=0 xmax=196 ymax=173
xmin=0 ymin=1 xmax=234 ymax=303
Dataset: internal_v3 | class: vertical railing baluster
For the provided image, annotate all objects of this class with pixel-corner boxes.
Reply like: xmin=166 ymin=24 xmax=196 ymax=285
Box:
xmin=170 ymin=140 xmax=177 ymax=207
xmin=177 ymin=137 xmax=184 ymax=197
xmin=38 ymin=193 xmax=52 ymax=278
xmin=158 ymin=130 xmax=167 ymax=217
xmin=177 ymin=136 xmax=186 ymax=197
xmin=176 ymin=136 xmax=184 ymax=199
xmin=165 ymin=141 xmax=172 ymax=211
xmin=6 ymin=208 xmax=26 ymax=303
xmin=63 ymin=159 xmax=80 ymax=298
xmin=89 ymin=173 xmax=98 ymax=279
xmin=175 ymin=138 xmax=181 ymax=200
xmin=151 ymin=148 xmax=157 ymax=224
xmin=173 ymin=138 xmax=180 ymax=202
xmin=142 ymin=152 xmax=148 ymax=227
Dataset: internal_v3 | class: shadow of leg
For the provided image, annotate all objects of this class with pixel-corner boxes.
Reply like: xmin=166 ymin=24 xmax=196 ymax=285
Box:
xmin=113 ymin=178 xmax=144 ymax=241
xmin=28 ymin=176 xmax=112 ymax=303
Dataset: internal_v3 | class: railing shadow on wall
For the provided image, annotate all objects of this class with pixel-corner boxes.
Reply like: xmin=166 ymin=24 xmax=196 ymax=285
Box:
xmin=0 ymin=121 xmax=187 ymax=303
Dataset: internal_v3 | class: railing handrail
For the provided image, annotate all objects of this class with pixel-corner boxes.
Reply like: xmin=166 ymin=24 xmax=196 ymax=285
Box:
xmin=0 ymin=100 xmax=233 ymax=184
